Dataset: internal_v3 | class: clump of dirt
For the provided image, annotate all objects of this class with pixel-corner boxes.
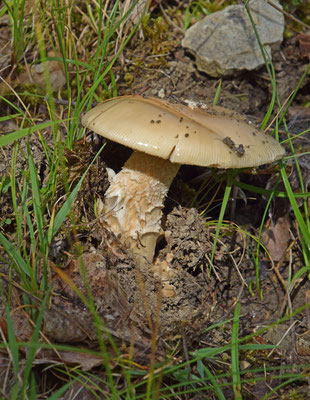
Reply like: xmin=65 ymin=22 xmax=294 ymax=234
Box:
xmin=85 ymin=208 xmax=216 ymax=339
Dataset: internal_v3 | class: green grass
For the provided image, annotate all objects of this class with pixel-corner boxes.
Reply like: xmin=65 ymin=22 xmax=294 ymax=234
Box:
xmin=0 ymin=0 xmax=310 ymax=398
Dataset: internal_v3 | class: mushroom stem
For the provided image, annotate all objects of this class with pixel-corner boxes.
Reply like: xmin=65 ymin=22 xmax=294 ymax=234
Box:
xmin=102 ymin=151 xmax=180 ymax=263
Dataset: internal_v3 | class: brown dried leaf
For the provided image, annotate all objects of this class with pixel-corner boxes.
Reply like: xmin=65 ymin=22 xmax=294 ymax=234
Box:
xmin=261 ymin=214 xmax=290 ymax=262
xmin=0 ymin=287 xmax=33 ymax=342
xmin=34 ymin=348 xmax=104 ymax=371
xmin=297 ymin=32 xmax=310 ymax=61
xmin=0 ymin=316 xmax=8 ymax=338
xmin=287 ymin=105 xmax=310 ymax=120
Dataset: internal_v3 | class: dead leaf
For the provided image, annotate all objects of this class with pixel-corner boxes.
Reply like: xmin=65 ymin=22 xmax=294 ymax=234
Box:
xmin=261 ymin=214 xmax=291 ymax=262
xmin=297 ymin=32 xmax=310 ymax=61
xmin=287 ymin=105 xmax=310 ymax=120
xmin=34 ymin=348 xmax=104 ymax=371
xmin=0 ymin=286 xmax=33 ymax=342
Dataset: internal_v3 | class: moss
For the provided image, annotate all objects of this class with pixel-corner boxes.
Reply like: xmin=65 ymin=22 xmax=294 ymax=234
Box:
xmin=141 ymin=14 xmax=168 ymax=54
xmin=279 ymin=390 xmax=306 ymax=400
xmin=5 ymin=83 xmax=43 ymax=108
xmin=179 ymin=0 xmax=236 ymax=29
xmin=284 ymin=0 xmax=310 ymax=35
xmin=124 ymin=72 xmax=134 ymax=84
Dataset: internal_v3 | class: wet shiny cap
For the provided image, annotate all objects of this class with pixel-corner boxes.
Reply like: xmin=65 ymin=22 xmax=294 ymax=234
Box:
xmin=81 ymin=95 xmax=285 ymax=169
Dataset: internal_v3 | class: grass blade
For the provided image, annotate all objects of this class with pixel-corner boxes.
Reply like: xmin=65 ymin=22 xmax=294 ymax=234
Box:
xmin=0 ymin=120 xmax=62 ymax=147
xmin=231 ymin=302 xmax=242 ymax=399
xmin=52 ymin=144 xmax=105 ymax=237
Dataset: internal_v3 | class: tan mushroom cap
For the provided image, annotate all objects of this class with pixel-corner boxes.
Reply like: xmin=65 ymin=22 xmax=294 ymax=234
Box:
xmin=82 ymin=95 xmax=285 ymax=169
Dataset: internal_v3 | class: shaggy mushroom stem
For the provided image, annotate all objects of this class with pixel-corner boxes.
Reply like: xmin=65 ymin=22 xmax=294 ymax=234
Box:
xmin=103 ymin=151 xmax=180 ymax=263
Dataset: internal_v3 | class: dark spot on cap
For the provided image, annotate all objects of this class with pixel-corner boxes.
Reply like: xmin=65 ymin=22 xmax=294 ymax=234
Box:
xmin=252 ymin=131 xmax=256 ymax=136
xmin=185 ymin=133 xmax=189 ymax=137
xmin=156 ymin=120 xmax=161 ymax=124
xmin=175 ymin=134 xmax=179 ymax=138
xmin=236 ymin=144 xmax=245 ymax=157
xmin=262 ymin=140 xmax=266 ymax=144
xmin=223 ymin=136 xmax=235 ymax=148
xmin=158 ymin=114 xmax=162 ymax=117
xmin=179 ymin=117 xmax=183 ymax=123
xmin=150 ymin=120 xmax=155 ymax=123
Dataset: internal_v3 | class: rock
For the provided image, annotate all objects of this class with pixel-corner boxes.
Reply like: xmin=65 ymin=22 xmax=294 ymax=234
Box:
xmin=181 ymin=0 xmax=285 ymax=77
xmin=17 ymin=51 xmax=66 ymax=92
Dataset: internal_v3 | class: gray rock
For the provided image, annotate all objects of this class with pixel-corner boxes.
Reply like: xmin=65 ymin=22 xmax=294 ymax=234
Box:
xmin=181 ymin=0 xmax=285 ymax=77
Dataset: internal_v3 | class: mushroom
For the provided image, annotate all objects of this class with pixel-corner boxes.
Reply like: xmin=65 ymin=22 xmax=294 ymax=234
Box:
xmin=81 ymin=95 xmax=285 ymax=264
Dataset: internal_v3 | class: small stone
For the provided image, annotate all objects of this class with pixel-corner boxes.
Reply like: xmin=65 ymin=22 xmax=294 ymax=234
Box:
xmin=158 ymin=88 xmax=165 ymax=98
xmin=182 ymin=0 xmax=285 ymax=77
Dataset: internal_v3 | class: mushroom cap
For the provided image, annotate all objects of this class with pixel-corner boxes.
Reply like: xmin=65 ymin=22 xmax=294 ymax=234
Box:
xmin=82 ymin=95 xmax=285 ymax=169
